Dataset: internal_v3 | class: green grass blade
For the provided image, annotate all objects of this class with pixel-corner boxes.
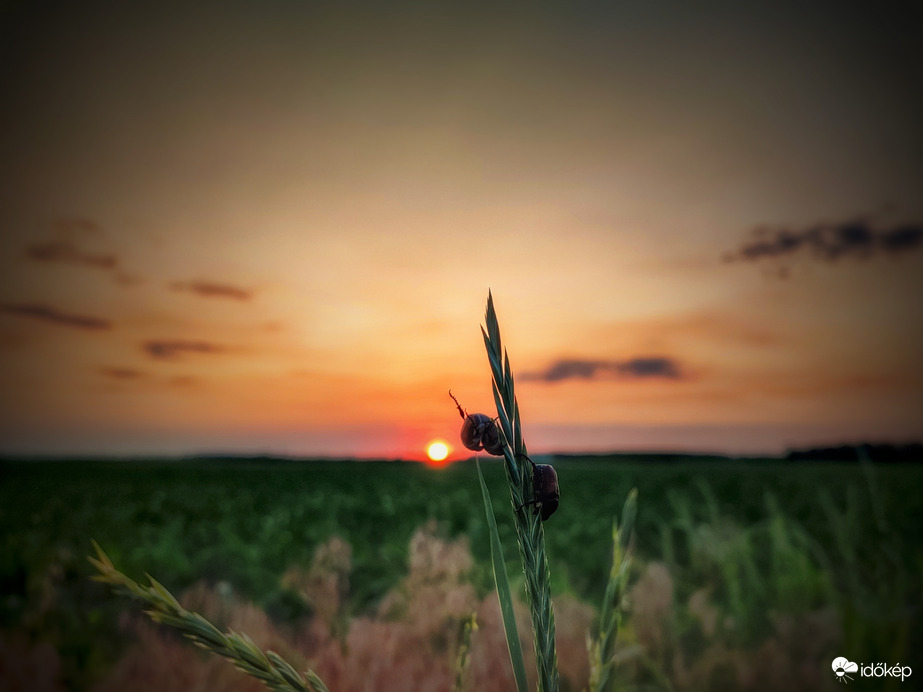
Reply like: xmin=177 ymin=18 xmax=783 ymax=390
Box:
xmin=477 ymin=457 xmax=529 ymax=692
xmin=452 ymin=612 xmax=477 ymax=692
xmin=589 ymin=488 xmax=638 ymax=692
xmin=88 ymin=542 xmax=325 ymax=692
xmin=482 ymin=291 xmax=559 ymax=692
xmin=483 ymin=292 xmax=559 ymax=692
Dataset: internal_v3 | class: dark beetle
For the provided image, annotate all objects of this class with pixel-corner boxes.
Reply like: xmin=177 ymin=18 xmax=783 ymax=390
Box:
xmin=449 ymin=390 xmax=504 ymax=456
xmin=521 ymin=458 xmax=560 ymax=521
xmin=448 ymin=390 xmax=559 ymax=521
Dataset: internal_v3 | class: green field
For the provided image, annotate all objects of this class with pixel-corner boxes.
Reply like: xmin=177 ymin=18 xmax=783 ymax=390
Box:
xmin=2 ymin=455 xmax=921 ymax=691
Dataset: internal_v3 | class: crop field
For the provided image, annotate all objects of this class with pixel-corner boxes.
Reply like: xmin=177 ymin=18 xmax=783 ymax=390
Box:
xmin=1 ymin=455 xmax=921 ymax=691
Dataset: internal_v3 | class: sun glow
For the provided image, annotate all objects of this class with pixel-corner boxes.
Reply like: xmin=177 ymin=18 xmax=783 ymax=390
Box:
xmin=426 ymin=440 xmax=450 ymax=467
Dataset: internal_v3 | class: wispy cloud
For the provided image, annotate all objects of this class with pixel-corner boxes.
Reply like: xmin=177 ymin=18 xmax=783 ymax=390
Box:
xmin=26 ymin=240 xmax=118 ymax=269
xmin=724 ymin=220 xmax=923 ymax=266
xmin=143 ymin=339 xmax=225 ymax=360
xmin=23 ymin=218 xmax=144 ymax=285
xmin=170 ymin=280 xmax=252 ymax=301
xmin=522 ymin=356 xmax=682 ymax=383
xmin=0 ymin=303 xmax=112 ymax=330
xmin=99 ymin=366 xmax=201 ymax=387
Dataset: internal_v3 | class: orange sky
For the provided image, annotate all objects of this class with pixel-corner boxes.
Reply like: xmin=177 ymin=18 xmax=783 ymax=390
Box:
xmin=1 ymin=3 xmax=921 ymax=458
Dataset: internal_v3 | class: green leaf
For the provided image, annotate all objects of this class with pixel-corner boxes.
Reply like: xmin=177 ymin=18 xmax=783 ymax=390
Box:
xmin=477 ymin=457 xmax=529 ymax=692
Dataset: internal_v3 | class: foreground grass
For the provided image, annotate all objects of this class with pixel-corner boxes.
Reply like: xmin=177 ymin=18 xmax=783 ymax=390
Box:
xmin=481 ymin=292 xmax=558 ymax=691
xmin=89 ymin=541 xmax=329 ymax=692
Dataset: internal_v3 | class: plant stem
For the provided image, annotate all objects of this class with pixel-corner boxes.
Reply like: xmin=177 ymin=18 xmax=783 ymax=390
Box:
xmin=481 ymin=291 xmax=559 ymax=692
xmin=88 ymin=541 xmax=329 ymax=692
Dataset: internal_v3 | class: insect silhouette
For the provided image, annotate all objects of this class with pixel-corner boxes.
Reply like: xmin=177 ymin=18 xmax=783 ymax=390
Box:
xmin=448 ymin=390 xmax=559 ymax=520
xmin=449 ymin=390 xmax=504 ymax=456
xmin=518 ymin=458 xmax=560 ymax=521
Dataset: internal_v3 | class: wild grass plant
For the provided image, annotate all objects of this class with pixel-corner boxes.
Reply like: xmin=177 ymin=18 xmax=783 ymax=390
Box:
xmin=586 ymin=489 xmax=637 ymax=692
xmin=626 ymin=465 xmax=920 ymax=690
xmin=479 ymin=291 xmax=560 ymax=692
xmin=476 ymin=457 xmax=530 ymax=692
xmin=816 ymin=457 xmax=918 ymax=663
xmin=657 ymin=482 xmax=833 ymax=647
xmin=477 ymin=292 xmax=640 ymax=692
xmin=88 ymin=541 xmax=329 ymax=692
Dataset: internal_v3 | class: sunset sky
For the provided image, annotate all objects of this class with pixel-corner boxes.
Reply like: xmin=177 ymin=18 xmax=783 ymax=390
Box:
xmin=1 ymin=2 xmax=921 ymax=460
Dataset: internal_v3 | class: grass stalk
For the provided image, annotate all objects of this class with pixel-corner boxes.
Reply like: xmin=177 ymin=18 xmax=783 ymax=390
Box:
xmin=587 ymin=489 xmax=637 ymax=692
xmin=452 ymin=612 xmax=479 ymax=692
xmin=481 ymin=291 xmax=559 ymax=692
xmin=88 ymin=541 xmax=329 ymax=692
xmin=477 ymin=457 xmax=530 ymax=692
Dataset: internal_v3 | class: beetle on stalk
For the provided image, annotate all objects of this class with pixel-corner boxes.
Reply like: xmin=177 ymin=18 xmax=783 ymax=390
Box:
xmin=449 ymin=390 xmax=559 ymax=521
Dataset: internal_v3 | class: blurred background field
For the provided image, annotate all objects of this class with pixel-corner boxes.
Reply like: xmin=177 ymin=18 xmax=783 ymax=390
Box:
xmin=2 ymin=454 xmax=920 ymax=691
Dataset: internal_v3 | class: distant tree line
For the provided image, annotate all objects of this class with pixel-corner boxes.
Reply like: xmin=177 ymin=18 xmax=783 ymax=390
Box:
xmin=785 ymin=443 xmax=923 ymax=463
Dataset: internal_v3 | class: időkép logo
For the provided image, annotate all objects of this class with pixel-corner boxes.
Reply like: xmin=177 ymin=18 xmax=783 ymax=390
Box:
xmin=832 ymin=657 xmax=912 ymax=684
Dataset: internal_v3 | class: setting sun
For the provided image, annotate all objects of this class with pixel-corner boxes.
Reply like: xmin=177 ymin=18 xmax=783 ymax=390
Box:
xmin=426 ymin=441 xmax=450 ymax=465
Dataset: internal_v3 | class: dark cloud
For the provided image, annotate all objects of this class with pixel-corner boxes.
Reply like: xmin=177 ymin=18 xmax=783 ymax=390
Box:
xmin=0 ymin=303 xmax=112 ymax=330
xmin=618 ymin=357 xmax=681 ymax=378
xmin=522 ymin=356 xmax=682 ymax=383
xmin=100 ymin=367 xmax=145 ymax=379
xmin=539 ymin=359 xmax=606 ymax=381
xmin=170 ymin=280 xmax=252 ymax=301
xmin=724 ymin=221 xmax=923 ymax=265
xmin=880 ymin=226 xmax=923 ymax=253
xmin=26 ymin=240 xmax=118 ymax=269
xmin=143 ymin=339 xmax=225 ymax=360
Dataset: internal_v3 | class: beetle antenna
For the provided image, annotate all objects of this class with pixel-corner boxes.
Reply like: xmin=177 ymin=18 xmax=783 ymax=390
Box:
xmin=448 ymin=390 xmax=466 ymax=420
